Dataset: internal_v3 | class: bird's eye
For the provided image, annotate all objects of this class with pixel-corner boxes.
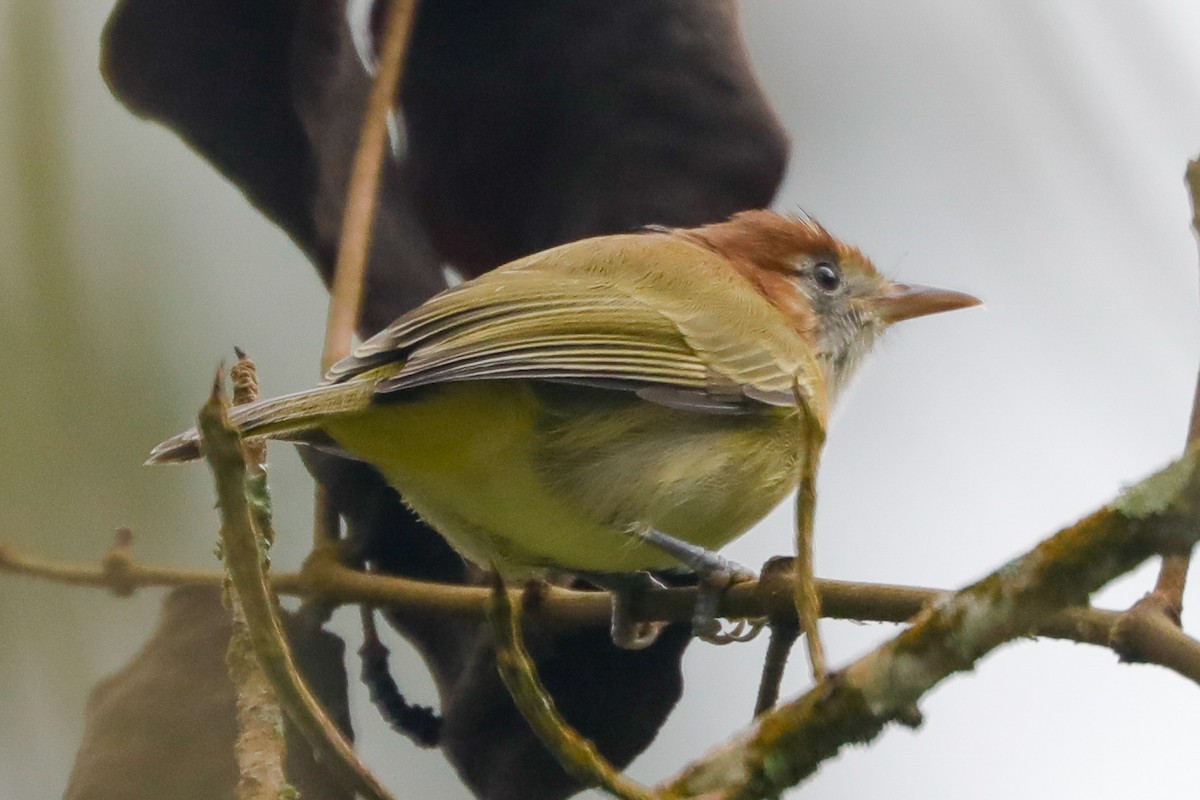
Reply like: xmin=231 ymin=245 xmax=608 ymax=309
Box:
xmin=812 ymin=262 xmax=842 ymax=293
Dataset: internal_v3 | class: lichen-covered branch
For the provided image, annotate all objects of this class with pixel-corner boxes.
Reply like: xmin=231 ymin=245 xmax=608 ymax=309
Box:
xmin=1110 ymin=155 xmax=1200 ymax=662
xmin=1152 ymin=158 xmax=1200 ymax=600
xmin=225 ymin=596 xmax=289 ymax=800
xmin=198 ymin=377 xmax=398 ymax=800
xmin=659 ymin=452 xmax=1200 ymax=800
xmin=223 ymin=352 xmax=290 ymax=800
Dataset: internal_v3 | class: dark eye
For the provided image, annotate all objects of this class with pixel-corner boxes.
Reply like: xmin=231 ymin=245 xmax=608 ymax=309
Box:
xmin=812 ymin=262 xmax=842 ymax=292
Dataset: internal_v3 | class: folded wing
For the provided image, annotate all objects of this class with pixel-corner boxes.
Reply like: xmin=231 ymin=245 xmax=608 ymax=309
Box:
xmin=326 ymin=233 xmax=810 ymax=412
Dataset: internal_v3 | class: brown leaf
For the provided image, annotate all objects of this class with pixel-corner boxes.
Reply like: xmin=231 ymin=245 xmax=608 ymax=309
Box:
xmin=65 ymin=586 xmax=353 ymax=800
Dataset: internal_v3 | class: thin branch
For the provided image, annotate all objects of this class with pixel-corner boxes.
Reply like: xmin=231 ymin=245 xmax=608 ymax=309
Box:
xmin=752 ymin=621 xmax=799 ymax=718
xmin=1112 ymin=156 xmax=1200 ymax=655
xmin=752 ymin=558 xmax=802 ymax=717
xmin=1153 ymin=155 xmax=1200 ymax=607
xmin=6 ymin=541 xmax=1200 ymax=688
xmin=359 ymin=605 xmax=442 ymax=748
xmin=659 ymin=452 xmax=1200 ymax=800
xmin=313 ymin=0 xmax=419 ymax=575
xmin=223 ymin=351 xmax=290 ymax=800
xmin=1186 ymin=157 xmax=1200 ymax=447
xmin=306 ymin=487 xmax=342 ymax=621
xmin=0 ymin=539 xmax=242 ymax=591
xmin=489 ymin=578 xmax=658 ymax=800
xmin=791 ymin=371 xmax=828 ymax=681
xmin=99 ymin=527 xmax=135 ymax=597
xmin=321 ymin=0 xmax=419 ymax=372
xmin=199 ymin=376 xmax=398 ymax=800
xmin=0 ymin=540 xmax=945 ymax=629
xmin=1150 ymin=157 xmax=1200 ymax=606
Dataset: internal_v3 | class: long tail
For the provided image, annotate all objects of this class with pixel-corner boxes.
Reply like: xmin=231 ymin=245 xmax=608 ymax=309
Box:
xmin=146 ymin=380 xmax=376 ymax=464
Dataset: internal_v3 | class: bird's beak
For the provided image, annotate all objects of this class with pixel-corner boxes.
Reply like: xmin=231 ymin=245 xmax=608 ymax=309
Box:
xmin=873 ymin=282 xmax=983 ymax=324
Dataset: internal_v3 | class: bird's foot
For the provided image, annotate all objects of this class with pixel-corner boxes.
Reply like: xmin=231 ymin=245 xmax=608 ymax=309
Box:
xmin=634 ymin=528 xmax=762 ymax=645
xmin=579 ymin=571 xmax=668 ymax=650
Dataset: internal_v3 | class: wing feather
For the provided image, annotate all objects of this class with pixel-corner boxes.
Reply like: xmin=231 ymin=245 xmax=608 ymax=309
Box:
xmin=326 ymin=234 xmax=810 ymax=412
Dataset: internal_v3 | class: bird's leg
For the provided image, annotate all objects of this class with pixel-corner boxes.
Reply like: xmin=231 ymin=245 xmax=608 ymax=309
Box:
xmin=577 ymin=571 xmax=668 ymax=650
xmin=632 ymin=528 xmax=761 ymax=645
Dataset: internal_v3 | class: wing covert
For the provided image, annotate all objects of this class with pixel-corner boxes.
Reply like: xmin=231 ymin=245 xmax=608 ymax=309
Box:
xmin=325 ymin=233 xmax=809 ymax=411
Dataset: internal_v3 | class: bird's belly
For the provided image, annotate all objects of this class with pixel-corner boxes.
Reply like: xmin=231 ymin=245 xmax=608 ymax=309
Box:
xmin=324 ymin=381 xmax=803 ymax=574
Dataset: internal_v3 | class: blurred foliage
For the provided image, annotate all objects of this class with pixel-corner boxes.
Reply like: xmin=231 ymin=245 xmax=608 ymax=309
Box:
xmin=0 ymin=2 xmax=326 ymax=795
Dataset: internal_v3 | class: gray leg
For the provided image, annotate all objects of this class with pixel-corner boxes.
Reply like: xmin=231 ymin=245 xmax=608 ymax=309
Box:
xmin=633 ymin=529 xmax=754 ymax=581
xmin=632 ymin=529 xmax=760 ymax=645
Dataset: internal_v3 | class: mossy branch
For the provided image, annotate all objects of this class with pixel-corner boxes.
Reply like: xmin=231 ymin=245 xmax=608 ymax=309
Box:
xmin=659 ymin=452 xmax=1200 ymax=799
xmin=199 ymin=375 xmax=398 ymax=800
xmin=1113 ymin=155 xmax=1200 ymax=640
xmin=223 ymin=351 xmax=290 ymax=800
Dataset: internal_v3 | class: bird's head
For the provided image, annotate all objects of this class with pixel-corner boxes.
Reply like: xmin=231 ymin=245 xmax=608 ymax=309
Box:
xmin=681 ymin=210 xmax=982 ymax=400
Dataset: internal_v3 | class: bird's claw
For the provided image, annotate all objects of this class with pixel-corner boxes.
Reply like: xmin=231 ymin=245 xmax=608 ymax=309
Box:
xmin=691 ymin=560 xmax=758 ymax=644
xmin=695 ymin=616 xmax=766 ymax=645
xmin=582 ymin=571 xmax=670 ymax=650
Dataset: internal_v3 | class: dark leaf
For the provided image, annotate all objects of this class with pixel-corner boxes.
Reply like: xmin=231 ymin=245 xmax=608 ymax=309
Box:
xmin=65 ymin=586 xmax=353 ymax=800
xmin=101 ymin=0 xmax=787 ymax=797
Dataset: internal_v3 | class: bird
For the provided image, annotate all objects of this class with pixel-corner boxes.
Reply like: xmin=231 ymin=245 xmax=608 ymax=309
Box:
xmin=149 ymin=210 xmax=980 ymax=647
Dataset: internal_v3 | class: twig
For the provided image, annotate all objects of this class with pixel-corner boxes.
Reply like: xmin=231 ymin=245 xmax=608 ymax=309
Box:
xmin=100 ymin=527 xmax=136 ymax=597
xmin=792 ymin=367 xmax=830 ymax=681
xmin=791 ymin=371 xmax=828 ymax=681
xmin=1155 ymin=155 xmax=1200 ymax=607
xmin=1112 ymin=156 xmax=1200 ymax=656
xmin=0 ymin=539 xmax=935 ymax=631
xmin=6 ymin=541 xmax=1200 ymax=687
xmin=359 ymin=605 xmax=442 ymax=748
xmin=751 ymin=558 xmax=801 ymax=717
xmin=321 ymin=0 xmax=419 ymax=372
xmin=199 ymin=375 xmax=397 ymax=800
xmin=223 ymin=350 xmax=290 ymax=800
xmin=0 ymin=540 xmax=242 ymax=593
xmin=659 ymin=451 xmax=1200 ymax=800
xmin=489 ymin=576 xmax=658 ymax=800
xmin=752 ymin=621 xmax=799 ymax=718
xmin=306 ymin=487 xmax=342 ymax=623
xmin=1152 ymin=157 xmax=1200 ymax=608
xmin=313 ymin=0 xmax=419 ymax=578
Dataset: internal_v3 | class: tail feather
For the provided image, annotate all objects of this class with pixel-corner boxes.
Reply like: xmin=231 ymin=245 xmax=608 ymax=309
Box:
xmin=146 ymin=380 xmax=376 ymax=465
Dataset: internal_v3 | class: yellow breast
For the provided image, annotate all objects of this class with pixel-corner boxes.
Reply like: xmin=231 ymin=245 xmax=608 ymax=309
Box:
xmin=324 ymin=381 xmax=804 ymax=575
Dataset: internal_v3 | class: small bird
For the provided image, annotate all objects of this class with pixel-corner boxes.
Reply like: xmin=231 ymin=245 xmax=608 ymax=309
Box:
xmin=149 ymin=210 xmax=980 ymax=646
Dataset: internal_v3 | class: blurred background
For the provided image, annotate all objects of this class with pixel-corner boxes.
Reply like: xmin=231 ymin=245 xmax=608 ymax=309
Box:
xmin=2 ymin=1 xmax=1200 ymax=797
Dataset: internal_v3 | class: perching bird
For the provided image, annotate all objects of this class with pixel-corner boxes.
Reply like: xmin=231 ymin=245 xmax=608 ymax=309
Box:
xmin=149 ymin=210 xmax=980 ymax=646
